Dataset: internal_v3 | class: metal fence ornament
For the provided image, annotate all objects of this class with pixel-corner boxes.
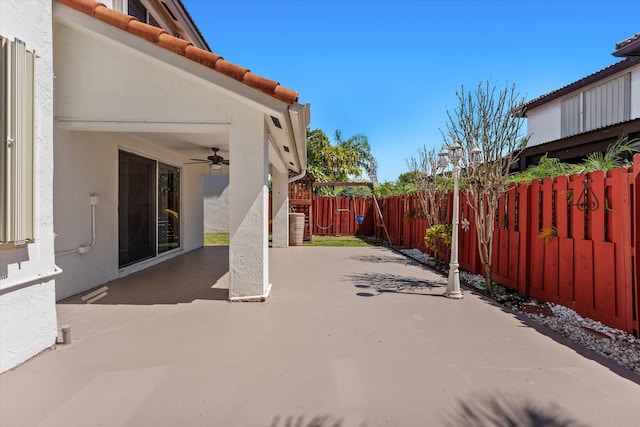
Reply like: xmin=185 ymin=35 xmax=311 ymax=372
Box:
xmin=575 ymin=178 xmax=599 ymax=212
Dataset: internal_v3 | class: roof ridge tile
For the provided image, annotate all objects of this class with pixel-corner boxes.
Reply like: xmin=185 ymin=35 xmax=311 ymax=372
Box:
xmin=55 ymin=0 xmax=299 ymax=104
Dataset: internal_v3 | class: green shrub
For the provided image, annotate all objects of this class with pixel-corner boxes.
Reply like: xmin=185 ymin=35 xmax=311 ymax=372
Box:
xmin=424 ymin=223 xmax=452 ymax=252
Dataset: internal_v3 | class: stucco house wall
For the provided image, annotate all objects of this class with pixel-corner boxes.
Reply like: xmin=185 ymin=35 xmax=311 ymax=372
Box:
xmin=0 ymin=0 xmax=58 ymax=373
xmin=2 ymin=0 xmax=308 ymax=372
xmin=51 ymin=18 xmax=230 ymax=299
xmin=53 ymin=130 xmax=206 ymax=299
xmin=525 ymin=103 xmax=561 ymax=147
xmin=204 ymin=175 xmax=230 ymax=233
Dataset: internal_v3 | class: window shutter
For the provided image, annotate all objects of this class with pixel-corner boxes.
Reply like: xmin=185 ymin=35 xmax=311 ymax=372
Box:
xmin=1 ymin=37 xmax=35 ymax=245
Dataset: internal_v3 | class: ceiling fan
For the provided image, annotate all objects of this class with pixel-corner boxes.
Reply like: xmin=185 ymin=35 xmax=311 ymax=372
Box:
xmin=186 ymin=148 xmax=229 ymax=169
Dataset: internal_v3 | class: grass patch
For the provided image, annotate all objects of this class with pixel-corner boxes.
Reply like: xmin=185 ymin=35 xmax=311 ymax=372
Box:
xmin=204 ymin=233 xmax=229 ymax=246
xmin=205 ymin=233 xmax=379 ymax=247
xmin=304 ymin=235 xmax=379 ymax=247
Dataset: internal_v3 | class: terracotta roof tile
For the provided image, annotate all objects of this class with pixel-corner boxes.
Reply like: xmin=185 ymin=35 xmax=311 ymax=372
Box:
xmin=244 ymin=73 xmax=279 ymax=93
xmin=56 ymin=0 xmax=299 ymax=104
xmin=58 ymin=0 xmax=101 ymax=15
xmin=184 ymin=45 xmax=222 ymax=68
xmin=273 ymin=86 xmax=299 ymax=104
xmin=93 ymin=5 xmax=134 ymax=29
xmin=127 ymin=20 xmax=167 ymax=42
xmin=214 ymin=59 xmax=248 ymax=81
xmin=158 ymin=33 xmax=192 ymax=55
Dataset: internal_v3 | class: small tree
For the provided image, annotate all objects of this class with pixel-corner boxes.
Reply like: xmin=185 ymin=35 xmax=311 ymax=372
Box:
xmin=406 ymin=147 xmax=448 ymax=226
xmin=442 ymin=82 xmax=528 ymax=293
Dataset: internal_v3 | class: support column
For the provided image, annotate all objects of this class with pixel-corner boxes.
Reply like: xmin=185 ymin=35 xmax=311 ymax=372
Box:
xmin=229 ymin=110 xmax=270 ymax=301
xmin=271 ymin=168 xmax=289 ymax=248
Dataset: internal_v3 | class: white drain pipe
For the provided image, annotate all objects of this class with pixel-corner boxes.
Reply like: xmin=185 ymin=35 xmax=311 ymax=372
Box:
xmin=56 ymin=195 xmax=98 ymax=256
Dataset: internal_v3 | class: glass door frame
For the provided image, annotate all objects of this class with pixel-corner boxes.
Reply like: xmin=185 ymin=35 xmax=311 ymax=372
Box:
xmin=118 ymin=149 xmax=183 ymax=269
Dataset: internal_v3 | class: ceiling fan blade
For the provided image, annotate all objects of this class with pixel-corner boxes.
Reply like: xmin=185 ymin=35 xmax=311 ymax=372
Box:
xmin=185 ymin=160 xmax=210 ymax=164
xmin=222 ymin=160 xmax=230 ymax=165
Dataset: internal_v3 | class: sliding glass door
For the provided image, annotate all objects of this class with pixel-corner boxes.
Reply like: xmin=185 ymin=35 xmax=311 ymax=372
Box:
xmin=119 ymin=151 xmax=181 ymax=268
xmin=158 ymin=163 xmax=180 ymax=253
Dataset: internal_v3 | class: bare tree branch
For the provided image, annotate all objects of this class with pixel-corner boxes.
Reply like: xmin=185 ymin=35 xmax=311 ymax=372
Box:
xmin=441 ymin=81 xmax=529 ymax=293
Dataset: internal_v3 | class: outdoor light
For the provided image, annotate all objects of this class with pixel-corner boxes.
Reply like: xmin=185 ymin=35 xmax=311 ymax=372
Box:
xmin=442 ymin=143 xmax=464 ymax=299
xmin=448 ymin=143 xmax=463 ymax=164
xmin=438 ymin=148 xmax=449 ymax=169
xmin=469 ymin=145 xmax=483 ymax=166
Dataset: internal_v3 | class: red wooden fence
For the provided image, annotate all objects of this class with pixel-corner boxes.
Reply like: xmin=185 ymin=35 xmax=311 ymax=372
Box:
xmin=312 ymin=196 xmax=375 ymax=236
xmin=307 ymin=154 xmax=640 ymax=336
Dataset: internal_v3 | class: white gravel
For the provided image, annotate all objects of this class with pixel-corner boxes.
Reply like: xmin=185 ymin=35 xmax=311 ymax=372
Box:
xmin=399 ymin=248 xmax=640 ymax=375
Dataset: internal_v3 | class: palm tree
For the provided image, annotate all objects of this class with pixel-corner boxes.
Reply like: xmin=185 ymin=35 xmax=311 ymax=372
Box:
xmin=334 ymin=130 xmax=378 ymax=183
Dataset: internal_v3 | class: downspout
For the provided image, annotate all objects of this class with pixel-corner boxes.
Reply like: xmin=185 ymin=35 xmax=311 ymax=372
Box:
xmin=287 ymin=103 xmax=311 ymax=183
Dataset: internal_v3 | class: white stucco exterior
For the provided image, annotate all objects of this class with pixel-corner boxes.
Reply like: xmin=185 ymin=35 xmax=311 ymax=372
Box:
xmin=0 ymin=0 xmax=58 ymax=373
xmin=271 ymin=169 xmax=289 ymax=249
xmin=204 ymin=175 xmax=230 ymax=233
xmin=51 ymin=10 xmax=300 ymax=300
xmin=524 ymin=103 xmax=561 ymax=147
xmin=1 ymin=0 xmax=308 ymax=372
xmin=52 ymin=129 xmax=206 ymax=299
xmin=51 ymin=19 xmax=222 ymax=299
xmin=229 ymin=108 xmax=270 ymax=300
xmin=526 ymin=64 xmax=640 ymax=147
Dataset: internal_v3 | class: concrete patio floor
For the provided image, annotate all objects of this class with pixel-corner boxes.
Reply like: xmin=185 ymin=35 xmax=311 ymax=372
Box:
xmin=1 ymin=245 xmax=639 ymax=426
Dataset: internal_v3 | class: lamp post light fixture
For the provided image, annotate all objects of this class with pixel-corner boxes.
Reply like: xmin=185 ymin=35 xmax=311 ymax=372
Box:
xmin=469 ymin=146 xmax=483 ymax=166
xmin=438 ymin=143 xmax=483 ymax=300
xmin=439 ymin=144 xmax=464 ymax=299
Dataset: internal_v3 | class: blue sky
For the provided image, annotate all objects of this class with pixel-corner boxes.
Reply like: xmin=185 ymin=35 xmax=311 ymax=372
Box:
xmin=184 ymin=0 xmax=640 ymax=183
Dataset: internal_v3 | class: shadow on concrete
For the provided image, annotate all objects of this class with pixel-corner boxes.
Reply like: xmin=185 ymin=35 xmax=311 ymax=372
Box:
xmin=346 ymin=271 xmax=445 ymax=297
xmin=512 ymin=309 xmax=640 ymax=386
xmin=348 ymin=253 xmax=421 ymax=267
xmin=58 ymin=246 xmax=230 ymax=305
xmin=269 ymin=414 xmax=349 ymax=427
xmin=441 ymin=390 xmax=586 ymax=427
xmin=267 ymin=392 xmax=584 ymax=427
xmin=390 ymin=249 xmax=640 ymax=383
xmin=460 ymin=283 xmax=640 ymax=385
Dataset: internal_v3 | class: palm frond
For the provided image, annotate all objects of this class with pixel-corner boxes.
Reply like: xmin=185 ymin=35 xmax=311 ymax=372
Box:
xmin=583 ymin=137 xmax=640 ymax=172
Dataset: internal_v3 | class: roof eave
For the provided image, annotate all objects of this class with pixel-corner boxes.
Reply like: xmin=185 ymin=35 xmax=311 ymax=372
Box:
xmin=522 ymin=57 xmax=640 ymax=112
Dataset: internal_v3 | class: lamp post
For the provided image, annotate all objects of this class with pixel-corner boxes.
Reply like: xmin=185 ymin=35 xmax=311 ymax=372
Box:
xmin=439 ymin=144 xmax=463 ymax=299
xmin=438 ymin=144 xmax=483 ymax=299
